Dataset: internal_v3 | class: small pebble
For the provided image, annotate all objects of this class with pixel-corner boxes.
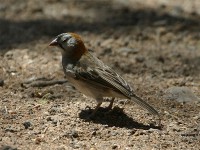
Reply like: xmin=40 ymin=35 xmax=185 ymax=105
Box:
xmin=112 ymin=145 xmax=118 ymax=149
xmin=0 ymin=80 xmax=4 ymax=86
xmin=135 ymin=56 xmax=145 ymax=63
xmin=46 ymin=116 xmax=52 ymax=121
xmin=71 ymin=130 xmax=79 ymax=138
xmin=91 ymin=131 xmax=96 ymax=136
xmin=127 ymin=130 xmax=136 ymax=136
xmin=23 ymin=121 xmax=32 ymax=129
xmin=35 ymin=137 xmax=43 ymax=144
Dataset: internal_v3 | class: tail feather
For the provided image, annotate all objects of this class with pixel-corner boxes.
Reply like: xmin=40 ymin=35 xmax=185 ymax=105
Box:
xmin=131 ymin=94 xmax=159 ymax=117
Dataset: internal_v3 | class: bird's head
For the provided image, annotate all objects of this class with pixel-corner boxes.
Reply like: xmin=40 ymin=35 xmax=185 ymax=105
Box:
xmin=49 ymin=33 xmax=87 ymax=60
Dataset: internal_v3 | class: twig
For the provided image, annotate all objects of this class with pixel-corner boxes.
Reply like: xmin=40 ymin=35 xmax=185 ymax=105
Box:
xmin=22 ymin=79 xmax=67 ymax=87
xmin=43 ymin=126 xmax=49 ymax=134
xmin=23 ymin=77 xmax=53 ymax=84
xmin=181 ymin=129 xmax=200 ymax=137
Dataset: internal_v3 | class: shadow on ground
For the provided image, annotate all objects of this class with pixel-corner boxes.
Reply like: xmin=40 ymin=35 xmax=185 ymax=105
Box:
xmin=0 ymin=0 xmax=200 ymax=50
xmin=79 ymin=106 xmax=161 ymax=130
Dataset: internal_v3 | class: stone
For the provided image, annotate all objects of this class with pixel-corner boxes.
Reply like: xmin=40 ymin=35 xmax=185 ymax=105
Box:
xmin=164 ymin=86 xmax=200 ymax=102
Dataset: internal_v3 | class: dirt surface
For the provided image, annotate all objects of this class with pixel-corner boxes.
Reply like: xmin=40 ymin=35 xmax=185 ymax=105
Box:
xmin=0 ymin=0 xmax=200 ymax=149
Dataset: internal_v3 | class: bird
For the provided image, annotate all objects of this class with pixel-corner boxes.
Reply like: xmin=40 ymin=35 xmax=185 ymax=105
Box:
xmin=49 ymin=32 xmax=160 ymax=122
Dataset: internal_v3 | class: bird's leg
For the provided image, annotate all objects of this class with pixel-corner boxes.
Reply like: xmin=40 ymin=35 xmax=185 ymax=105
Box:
xmin=89 ymin=102 xmax=102 ymax=118
xmin=107 ymin=98 xmax=115 ymax=110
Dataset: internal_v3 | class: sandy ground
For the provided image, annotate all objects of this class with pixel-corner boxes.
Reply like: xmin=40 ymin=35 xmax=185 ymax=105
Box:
xmin=0 ymin=0 xmax=200 ymax=149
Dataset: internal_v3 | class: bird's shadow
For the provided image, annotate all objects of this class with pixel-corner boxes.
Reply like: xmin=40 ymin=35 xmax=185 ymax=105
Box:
xmin=79 ymin=106 xmax=161 ymax=130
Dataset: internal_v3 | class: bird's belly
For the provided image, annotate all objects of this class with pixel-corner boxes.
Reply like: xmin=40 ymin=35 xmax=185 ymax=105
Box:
xmin=66 ymin=76 xmax=125 ymax=99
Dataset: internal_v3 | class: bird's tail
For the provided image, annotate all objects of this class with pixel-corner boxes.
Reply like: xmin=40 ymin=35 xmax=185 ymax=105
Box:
xmin=131 ymin=94 xmax=160 ymax=117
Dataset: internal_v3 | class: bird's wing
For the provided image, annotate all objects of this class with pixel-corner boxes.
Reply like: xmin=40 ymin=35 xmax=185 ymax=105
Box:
xmin=94 ymin=67 xmax=133 ymax=97
xmin=65 ymin=64 xmax=124 ymax=91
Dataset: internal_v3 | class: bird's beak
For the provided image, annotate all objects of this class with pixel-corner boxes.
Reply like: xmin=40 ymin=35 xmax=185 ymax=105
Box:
xmin=49 ymin=38 xmax=58 ymax=46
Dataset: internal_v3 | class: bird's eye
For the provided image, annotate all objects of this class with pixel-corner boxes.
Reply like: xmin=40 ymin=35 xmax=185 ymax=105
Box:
xmin=62 ymin=38 xmax=68 ymax=43
xmin=67 ymin=38 xmax=76 ymax=46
